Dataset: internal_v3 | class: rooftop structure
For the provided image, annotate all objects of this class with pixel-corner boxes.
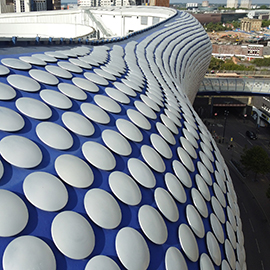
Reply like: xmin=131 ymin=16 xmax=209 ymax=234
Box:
xmin=0 ymin=6 xmax=246 ymax=270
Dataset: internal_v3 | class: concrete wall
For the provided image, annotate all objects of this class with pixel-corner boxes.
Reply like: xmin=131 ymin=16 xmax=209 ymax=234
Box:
xmin=0 ymin=9 xmax=94 ymax=38
xmin=91 ymin=6 xmax=175 ymax=36
xmin=0 ymin=6 xmax=175 ymax=38
xmin=0 ymin=23 xmax=93 ymax=38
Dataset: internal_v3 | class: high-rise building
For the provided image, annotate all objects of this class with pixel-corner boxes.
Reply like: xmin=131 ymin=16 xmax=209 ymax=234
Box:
xmin=226 ymin=0 xmax=238 ymax=8
xmin=149 ymin=0 xmax=169 ymax=7
xmin=0 ymin=0 xmax=14 ymax=13
xmin=12 ymin=0 xmax=60 ymax=11
xmin=52 ymin=0 xmax=61 ymax=9
xmin=14 ymin=0 xmax=30 ymax=12
xmin=34 ymin=0 xmax=47 ymax=10
xmin=202 ymin=0 xmax=209 ymax=7
xmin=240 ymin=0 xmax=251 ymax=9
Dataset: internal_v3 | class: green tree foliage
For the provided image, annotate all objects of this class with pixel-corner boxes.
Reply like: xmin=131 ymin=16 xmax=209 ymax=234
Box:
xmin=232 ymin=20 xmax=241 ymax=29
xmin=240 ymin=145 xmax=270 ymax=181
xmin=221 ymin=60 xmax=255 ymax=71
xmin=262 ymin=20 xmax=270 ymax=27
xmin=208 ymin=57 xmax=256 ymax=71
xmin=218 ymin=6 xmax=235 ymax=11
xmin=251 ymin=57 xmax=270 ymax=67
xmin=208 ymin=57 xmax=224 ymax=70
xmin=260 ymin=5 xmax=269 ymax=9
xmin=205 ymin=20 xmax=240 ymax=32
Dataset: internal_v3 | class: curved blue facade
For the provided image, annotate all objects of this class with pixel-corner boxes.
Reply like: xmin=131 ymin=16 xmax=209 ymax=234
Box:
xmin=0 ymin=10 xmax=246 ymax=270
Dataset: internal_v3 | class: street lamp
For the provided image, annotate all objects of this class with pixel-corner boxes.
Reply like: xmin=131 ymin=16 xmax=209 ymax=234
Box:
xmin=222 ymin=110 xmax=229 ymax=143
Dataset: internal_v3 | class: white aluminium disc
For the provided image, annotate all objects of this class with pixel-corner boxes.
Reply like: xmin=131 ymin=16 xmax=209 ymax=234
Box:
xmin=23 ymin=171 xmax=68 ymax=212
xmin=138 ymin=204 xmax=168 ymax=245
xmin=55 ymin=154 xmax=94 ymax=188
xmin=84 ymin=188 xmax=121 ymax=229
xmin=0 ymin=189 xmax=28 ymax=237
xmin=0 ymin=135 xmax=42 ymax=168
xmin=127 ymin=158 xmax=156 ymax=188
xmin=109 ymin=171 xmax=141 ymax=206
xmin=36 ymin=122 xmax=73 ymax=150
xmin=3 ymin=236 xmax=56 ymax=270
xmin=178 ymin=224 xmax=199 ymax=262
xmin=82 ymin=141 xmax=116 ymax=171
xmin=116 ymin=227 xmax=150 ymax=270
xmin=62 ymin=111 xmax=95 ymax=137
xmin=51 ymin=211 xmax=95 ymax=260
xmin=102 ymin=129 xmax=132 ymax=156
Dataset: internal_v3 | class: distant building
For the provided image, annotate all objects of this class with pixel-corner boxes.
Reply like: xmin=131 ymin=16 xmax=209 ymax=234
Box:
xmin=192 ymin=12 xmax=247 ymax=25
xmin=11 ymin=0 xmax=60 ymax=12
xmin=78 ymin=0 xmax=94 ymax=6
xmin=186 ymin=2 xmax=198 ymax=8
xmin=193 ymin=13 xmax=221 ymax=24
xmin=34 ymin=0 xmax=47 ymax=10
xmin=77 ymin=0 xmax=136 ymax=6
xmin=202 ymin=0 xmax=209 ymax=7
xmin=51 ymin=0 xmax=61 ymax=9
xmin=248 ymin=10 xmax=270 ymax=20
xmin=212 ymin=43 xmax=264 ymax=61
xmin=240 ymin=0 xmax=251 ymax=9
xmin=149 ymin=0 xmax=169 ymax=7
xmin=241 ymin=17 xmax=262 ymax=32
xmin=14 ymin=0 xmax=30 ymax=12
xmin=226 ymin=0 xmax=237 ymax=9
xmin=0 ymin=0 xmax=14 ymax=13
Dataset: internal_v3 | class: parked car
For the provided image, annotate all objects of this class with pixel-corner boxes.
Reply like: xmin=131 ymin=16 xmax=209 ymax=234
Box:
xmin=246 ymin=130 xmax=257 ymax=140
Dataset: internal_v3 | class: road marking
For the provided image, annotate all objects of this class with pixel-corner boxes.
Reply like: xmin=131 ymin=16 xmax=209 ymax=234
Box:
xmin=261 ymin=260 xmax=265 ymax=270
xmin=255 ymin=238 xmax=261 ymax=253
xmin=239 ymin=132 xmax=245 ymax=138
xmin=249 ymin=219 xmax=255 ymax=232
xmin=247 ymin=140 xmax=253 ymax=146
xmin=241 ymin=202 xmax=248 ymax=213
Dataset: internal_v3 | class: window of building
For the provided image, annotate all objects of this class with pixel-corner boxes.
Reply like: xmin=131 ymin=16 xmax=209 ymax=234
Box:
xmin=141 ymin=16 xmax=148 ymax=25
xmin=20 ymin=0 xmax=25 ymax=12
xmin=152 ymin=17 xmax=160 ymax=25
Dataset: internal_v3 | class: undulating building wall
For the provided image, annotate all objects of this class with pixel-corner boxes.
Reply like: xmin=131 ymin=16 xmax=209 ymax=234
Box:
xmin=0 ymin=8 xmax=246 ymax=270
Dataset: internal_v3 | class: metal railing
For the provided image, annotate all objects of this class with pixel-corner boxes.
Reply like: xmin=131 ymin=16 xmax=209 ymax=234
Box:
xmin=85 ymin=9 xmax=112 ymax=38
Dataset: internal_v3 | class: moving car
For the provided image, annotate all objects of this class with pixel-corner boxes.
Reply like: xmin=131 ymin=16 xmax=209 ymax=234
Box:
xmin=246 ymin=130 xmax=257 ymax=140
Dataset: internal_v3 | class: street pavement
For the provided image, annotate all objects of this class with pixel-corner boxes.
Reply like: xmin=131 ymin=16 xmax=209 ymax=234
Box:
xmin=205 ymin=114 xmax=270 ymax=270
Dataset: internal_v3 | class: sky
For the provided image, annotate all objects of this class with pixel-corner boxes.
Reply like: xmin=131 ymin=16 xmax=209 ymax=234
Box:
xmin=61 ymin=0 xmax=270 ymax=4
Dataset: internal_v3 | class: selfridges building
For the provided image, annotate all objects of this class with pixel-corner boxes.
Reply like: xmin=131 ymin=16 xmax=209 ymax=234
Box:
xmin=0 ymin=7 xmax=246 ymax=270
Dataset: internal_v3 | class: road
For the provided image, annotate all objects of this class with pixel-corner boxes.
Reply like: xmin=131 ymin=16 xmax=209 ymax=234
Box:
xmin=228 ymin=164 xmax=270 ymax=270
xmin=208 ymin=114 xmax=270 ymax=270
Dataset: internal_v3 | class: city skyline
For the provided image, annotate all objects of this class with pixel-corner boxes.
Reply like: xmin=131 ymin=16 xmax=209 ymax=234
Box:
xmin=170 ymin=0 xmax=269 ymax=4
xmin=61 ymin=0 xmax=270 ymax=5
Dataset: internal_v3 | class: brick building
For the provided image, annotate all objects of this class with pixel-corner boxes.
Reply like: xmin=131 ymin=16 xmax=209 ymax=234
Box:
xmin=212 ymin=44 xmax=264 ymax=61
xmin=149 ymin=0 xmax=169 ymax=7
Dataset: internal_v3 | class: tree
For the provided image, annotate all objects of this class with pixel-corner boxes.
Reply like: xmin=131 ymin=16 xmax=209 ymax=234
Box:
xmin=260 ymin=5 xmax=269 ymax=9
xmin=240 ymin=145 xmax=270 ymax=181
xmin=252 ymin=57 xmax=270 ymax=67
xmin=208 ymin=57 xmax=224 ymax=70
xmin=262 ymin=20 xmax=270 ymax=27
